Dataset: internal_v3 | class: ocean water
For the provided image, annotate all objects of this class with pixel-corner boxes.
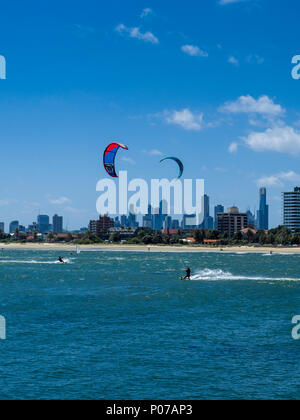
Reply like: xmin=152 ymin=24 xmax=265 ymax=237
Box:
xmin=0 ymin=249 xmax=300 ymax=400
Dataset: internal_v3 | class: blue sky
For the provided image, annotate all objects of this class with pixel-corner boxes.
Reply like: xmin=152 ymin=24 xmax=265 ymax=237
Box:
xmin=0 ymin=0 xmax=300 ymax=229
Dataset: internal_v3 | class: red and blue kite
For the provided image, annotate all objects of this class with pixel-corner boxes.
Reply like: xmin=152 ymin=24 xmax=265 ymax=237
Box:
xmin=103 ymin=142 xmax=128 ymax=178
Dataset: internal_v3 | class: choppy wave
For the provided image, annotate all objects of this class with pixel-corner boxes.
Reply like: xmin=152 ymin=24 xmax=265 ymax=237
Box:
xmin=262 ymin=253 xmax=299 ymax=257
xmin=191 ymin=268 xmax=300 ymax=282
xmin=0 ymin=259 xmax=72 ymax=265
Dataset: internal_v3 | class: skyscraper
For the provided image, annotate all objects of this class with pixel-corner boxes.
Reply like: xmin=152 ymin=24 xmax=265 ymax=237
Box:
xmin=153 ymin=200 xmax=167 ymax=230
xmin=128 ymin=205 xmax=139 ymax=228
xmin=143 ymin=204 xmax=153 ymax=229
xmin=247 ymin=210 xmax=255 ymax=227
xmin=120 ymin=215 xmax=128 ymax=227
xmin=201 ymin=194 xmax=213 ymax=230
xmin=163 ymin=216 xmax=173 ymax=230
xmin=37 ymin=215 xmax=50 ymax=233
xmin=53 ymin=214 xmax=63 ymax=233
xmin=27 ymin=222 xmax=38 ymax=232
xmin=171 ymin=219 xmax=180 ymax=229
xmin=257 ymin=188 xmax=269 ymax=230
xmin=0 ymin=222 xmax=4 ymax=233
xmin=214 ymin=204 xmax=224 ymax=229
xmin=283 ymin=187 xmax=300 ymax=232
xmin=114 ymin=217 xmax=121 ymax=228
xmin=9 ymin=221 xmax=19 ymax=234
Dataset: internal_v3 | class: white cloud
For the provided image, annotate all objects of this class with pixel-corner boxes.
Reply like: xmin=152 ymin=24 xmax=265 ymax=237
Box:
xmin=121 ymin=156 xmax=136 ymax=165
xmin=142 ymin=149 xmax=163 ymax=156
xmin=141 ymin=8 xmax=153 ymax=18
xmin=63 ymin=206 xmax=85 ymax=214
xmin=257 ymin=171 xmax=300 ymax=187
xmin=116 ymin=24 xmax=159 ymax=44
xmin=228 ymin=56 xmax=239 ymax=66
xmin=181 ymin=45 xmax=208 ymax=57
xmin=115 ymin=24 xmax=126 ymax=33
xmin=166 ymin=109 xmax=205 ymax=131
xmin=0 ymin=199 xmax=16 ymax=207
xmin=49 ymin=197 xmax=71 ymax=205
xmin=219 ymin=0 xmax=248 ymax=5
xmin=246 ymin=54 xmax=264 ymax=65
xmin=229 ymin=142 xmax=238 ymax=153
xmin=244 ymin=125 xmax=300 ymax=155
xmin=220 ymin=95 xmax=285 ymax=117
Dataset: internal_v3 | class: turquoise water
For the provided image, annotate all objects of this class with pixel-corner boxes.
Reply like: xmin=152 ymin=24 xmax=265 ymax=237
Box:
xmin=0 ymin=249 xmax=300 ymax=400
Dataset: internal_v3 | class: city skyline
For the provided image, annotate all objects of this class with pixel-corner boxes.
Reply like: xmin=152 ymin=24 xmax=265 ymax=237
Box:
xmin=0 ymin=1 xmax=299 ymax=229
xmin=4 ymin=184 xmax=300 ymax=240
xmin=10 ymin=184 xmax=300 ymax=235
xmin=0 ymin=185 xmax=273 ymax=233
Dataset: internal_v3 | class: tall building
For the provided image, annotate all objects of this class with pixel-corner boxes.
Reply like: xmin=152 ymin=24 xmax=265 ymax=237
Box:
xmin=37 ymin=215 xmax=50 ymax=233
xmin=171 ymin=219 xmax=180 ymax=229
xmin=0 ymin=222 xmax=4 ymax=233
xmin=120 ymin=215 xmax=128 ymax=227
xmin=257 ymin=187 xmax=269 ymax=230
xmin=128 ymin=205 xmax=139 ymax=228
xmin=247 ymin=209 xmax=255 ymax=227
xmin=214 ymin=205 xmax=224 ymax=229
xmin=200 ymin=194 xmax=213 ymax=229
xmin=143 ymin=205 xmax=153 ymax=229
xmin=217 ymin=207 xmax=248 ymax=237
xmin=153 ymin=200 xmax=167 ymax=230
xmin=27 ymin=222 xmax=38 ymax=232
xmin=163 ymin=216 xmax=173 ymax=230
xmin=89 ymin=216 xmax=114 ymax=237
xmin=9 ymin=220 xmax=19 ymax=234
xmin=114 ymin=217 xmax=121 ymax=228
xmin=53 ymin=214 xmax=63 ymax=233
xmin=283 ymin=187 xmax=300 ymax=232
xmin=153 ymin=212 xmax=161 ymax=231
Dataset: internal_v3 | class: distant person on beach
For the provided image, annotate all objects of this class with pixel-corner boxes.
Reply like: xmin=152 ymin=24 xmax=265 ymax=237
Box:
xmin=183 ymin=267 xmax=191 ymax=280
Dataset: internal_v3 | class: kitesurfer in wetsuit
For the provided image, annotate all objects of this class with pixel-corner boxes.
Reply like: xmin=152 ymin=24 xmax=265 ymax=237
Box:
xmin=183 ymin=267 xmax=191 ymax=280
xmin=58 ymin=256 xmax=64 ymax=264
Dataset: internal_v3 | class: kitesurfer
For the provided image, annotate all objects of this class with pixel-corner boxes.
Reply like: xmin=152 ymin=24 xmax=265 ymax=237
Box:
xmin=58 ymin=256 xmax=64 ymax=264
xmin=183 ymin=267 xmax=191 ymax=280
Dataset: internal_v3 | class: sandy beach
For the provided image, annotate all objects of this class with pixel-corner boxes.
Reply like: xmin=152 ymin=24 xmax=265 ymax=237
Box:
xmin=0 ymin=242 xmax=300 ymax=254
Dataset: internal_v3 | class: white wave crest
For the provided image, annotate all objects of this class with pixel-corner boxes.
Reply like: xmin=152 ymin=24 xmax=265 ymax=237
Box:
xmin=0 ymin=259 xmax=72 ymax=265
xmin=191 ymin=268 xmax=300 ymax=282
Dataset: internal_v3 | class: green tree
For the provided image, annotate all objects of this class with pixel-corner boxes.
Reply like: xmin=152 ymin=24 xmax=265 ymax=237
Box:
xmin=291 ymin=233 xmax=300 ymax=245
xmin=193 ymin=229 xmax=205 ymax=244
xmin=47 ymin=232 xmax=54 ymax=242
xmin=110 ymin=232 xmax=121 ymax=243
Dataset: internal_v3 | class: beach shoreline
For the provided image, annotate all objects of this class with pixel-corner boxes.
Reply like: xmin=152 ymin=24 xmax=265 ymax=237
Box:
xmin=0 ymin=242 xmax=300 ymax=254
